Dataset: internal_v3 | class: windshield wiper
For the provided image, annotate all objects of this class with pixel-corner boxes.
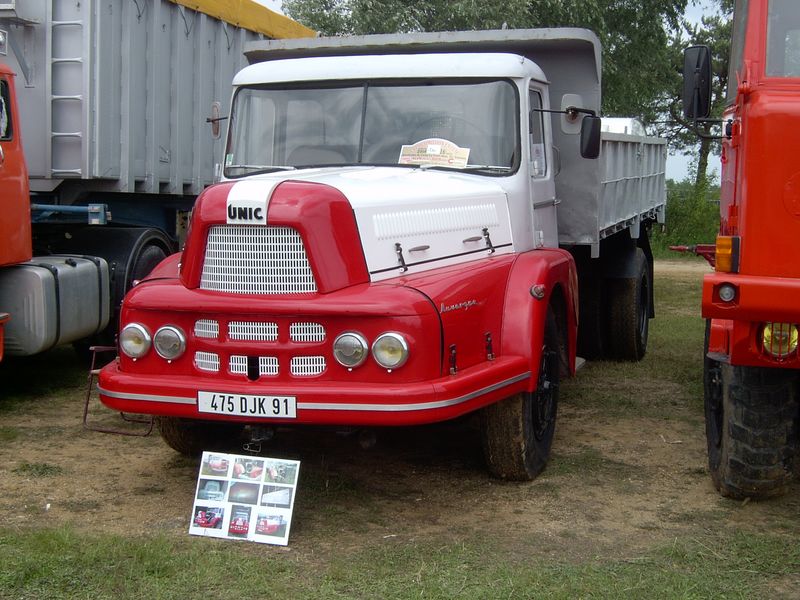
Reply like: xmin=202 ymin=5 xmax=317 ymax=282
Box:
xmin=225 ymin=165 xmax=297 ymax=176
xmin=422 ymin=164 xmax=511 ymax=174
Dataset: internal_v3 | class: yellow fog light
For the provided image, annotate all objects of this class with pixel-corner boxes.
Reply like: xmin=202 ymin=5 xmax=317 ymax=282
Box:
xmin=762 ymin=322 xmax=799 ymax=358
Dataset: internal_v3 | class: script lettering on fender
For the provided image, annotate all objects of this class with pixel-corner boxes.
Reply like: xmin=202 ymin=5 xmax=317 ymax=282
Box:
xmin=226 ymin=197 xmax=268 ymax=225
xmin=439 ymin=299 xmax=479 ymax=313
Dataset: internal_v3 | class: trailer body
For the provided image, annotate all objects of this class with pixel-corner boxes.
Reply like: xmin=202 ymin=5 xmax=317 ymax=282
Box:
xmin=0 ymin=0 xmax=313 ymax=359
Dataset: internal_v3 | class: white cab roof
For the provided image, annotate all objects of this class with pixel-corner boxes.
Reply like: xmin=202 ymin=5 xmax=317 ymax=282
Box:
xmin=233 ymin=53 xmax=547 ymax=86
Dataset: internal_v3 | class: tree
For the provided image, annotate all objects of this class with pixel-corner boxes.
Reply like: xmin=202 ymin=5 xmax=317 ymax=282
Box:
xmin=659 ymin=0 xmax=732 ymax=192
xmin=283 ymin=0 xmax=687 ymax=121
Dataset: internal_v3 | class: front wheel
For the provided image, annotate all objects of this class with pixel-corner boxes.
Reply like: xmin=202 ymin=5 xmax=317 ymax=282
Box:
xmin=705 ymin=328 xmax=798 ymax=498
xmin=480 ymin=313 xmax=560 ymax=480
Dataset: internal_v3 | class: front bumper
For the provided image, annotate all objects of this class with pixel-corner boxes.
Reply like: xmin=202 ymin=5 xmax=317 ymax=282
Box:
xmin=703 ymin=272 xmax=800 ymax=367
xmin=98 ymin=355 xmax=530 ymax=427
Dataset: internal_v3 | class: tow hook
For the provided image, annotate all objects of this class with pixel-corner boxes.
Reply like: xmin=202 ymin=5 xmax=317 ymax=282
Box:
xmin=243 ymin=425 xmax=275 ymax=454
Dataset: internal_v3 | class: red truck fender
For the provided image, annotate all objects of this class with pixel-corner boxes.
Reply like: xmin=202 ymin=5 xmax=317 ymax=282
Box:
xmin=500 ymin=248 xmax=578 ymax=388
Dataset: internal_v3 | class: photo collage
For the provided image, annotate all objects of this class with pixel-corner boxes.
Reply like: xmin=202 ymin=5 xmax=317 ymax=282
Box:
xmin=189 ymin=451 xmax=300 ymax=546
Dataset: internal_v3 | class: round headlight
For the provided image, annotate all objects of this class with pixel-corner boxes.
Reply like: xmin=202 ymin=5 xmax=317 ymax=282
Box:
xmin=371 ymin=332 xmax=409 ymax=369
xmin=119 ymin=323 xmax=151 ymax=359
xmin=333 ymin=332 xmax=369 ymax=368
xmin=153 ymin=325 xmax=187 ymax=360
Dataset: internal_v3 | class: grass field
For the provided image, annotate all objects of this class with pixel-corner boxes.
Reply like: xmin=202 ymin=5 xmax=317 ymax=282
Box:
xmin=0 ymin=259 xmax=798 ymax=599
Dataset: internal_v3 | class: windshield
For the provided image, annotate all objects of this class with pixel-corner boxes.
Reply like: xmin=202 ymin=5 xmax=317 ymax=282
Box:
xmin=766 ymin=0 xmax=800 ymax=77
xmin=224 ymin=79 xmax=519 ymax=177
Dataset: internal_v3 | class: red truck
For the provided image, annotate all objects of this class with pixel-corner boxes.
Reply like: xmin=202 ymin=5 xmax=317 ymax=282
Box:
xmin=683 ymin=0 xmax=800 ymax=498
xmin=98 ymin=29 xmax=667 ymax=480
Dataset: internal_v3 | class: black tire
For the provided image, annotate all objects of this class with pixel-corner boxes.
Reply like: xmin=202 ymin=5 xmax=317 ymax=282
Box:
xmin=480 ymin=312 xmax=560 ymax=480
xmin=607 ymin=248 xmax=650 ymax=361
xmin=156 ymin=417 xmax=244 ymax=456
xmin=705 ymin=326 xmax=798 ymax=499
xmin=129 ymin=243 xmax=168 ymax=284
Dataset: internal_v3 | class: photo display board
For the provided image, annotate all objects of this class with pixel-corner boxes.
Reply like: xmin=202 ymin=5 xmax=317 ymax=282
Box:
xmin=190 ymin=451 xmax=300 ymax=546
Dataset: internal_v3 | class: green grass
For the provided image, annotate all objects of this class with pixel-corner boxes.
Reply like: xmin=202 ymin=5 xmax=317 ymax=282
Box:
xmin=0 ymin=527 xmax=797 ymax=599
xmin=12 ymin=462 xmax=65 ymax=477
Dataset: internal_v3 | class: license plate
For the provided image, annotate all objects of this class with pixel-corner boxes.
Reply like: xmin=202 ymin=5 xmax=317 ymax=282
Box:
xmin=198 ymin=391 xmax=297 ymax=419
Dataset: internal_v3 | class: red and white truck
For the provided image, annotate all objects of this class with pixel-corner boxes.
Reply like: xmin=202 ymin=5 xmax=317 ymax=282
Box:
xmin=682 ymin=0 xmax=800 ymax=498
xmin=0 ymin=0 xmax=312 ymax=364
xmin=97 ymin=29 xmax=666 ymax=480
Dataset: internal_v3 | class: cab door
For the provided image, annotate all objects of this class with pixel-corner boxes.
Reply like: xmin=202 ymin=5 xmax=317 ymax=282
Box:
xmin=528 ymin=87 xmax=558 ymax=248
xmin=0 ymin=68 xmax=31 ymax=266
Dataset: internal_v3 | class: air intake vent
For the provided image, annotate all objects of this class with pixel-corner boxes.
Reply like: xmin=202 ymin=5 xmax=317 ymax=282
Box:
xmin=200 ymin=225 xmax=317 ymax=294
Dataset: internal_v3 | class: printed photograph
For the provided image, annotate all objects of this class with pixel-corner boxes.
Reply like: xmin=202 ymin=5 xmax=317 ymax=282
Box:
xmin=228 ymin=481 xmax=259 ymax=505
xmin=196 ymin=478 xmax=227 ymax=501
xmin=192 ymin=506 xmax=224 ymax=530
xmin=200 ymin=453 xmax=230 ymax=477
xmin=260 ymin=484 xmax=293 ymax=508
xmin=232 ymin=457 xmax=264 ymax=480
xmin=263 ymin=459 xmax=299 ymax=485
xmin=254 ymin=513 xmax=287 ymax=538
xmin=227 ymin=505 xmax=251 ymax=537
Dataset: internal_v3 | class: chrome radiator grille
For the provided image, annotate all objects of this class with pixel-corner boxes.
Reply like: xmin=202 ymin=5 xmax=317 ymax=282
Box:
xmin=200 ymin=225 xmax=317 ymax=294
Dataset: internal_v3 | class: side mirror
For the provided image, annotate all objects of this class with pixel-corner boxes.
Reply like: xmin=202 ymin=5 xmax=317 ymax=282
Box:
xmin=580 ymin=115 xmax=601 ymax=159
xmin=683 ymin=45 xmax=712 ymax=119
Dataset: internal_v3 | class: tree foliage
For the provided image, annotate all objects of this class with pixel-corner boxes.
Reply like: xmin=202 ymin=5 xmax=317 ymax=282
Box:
xmin=657 ymin=0 xmax=733 ymax=190
xmin=283 ymin=0 xmax=687 ymax=122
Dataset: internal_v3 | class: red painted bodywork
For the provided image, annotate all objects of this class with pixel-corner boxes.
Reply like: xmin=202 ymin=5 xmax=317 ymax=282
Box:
xmin=99 ymin=178 xmax=578 ymax=427
xmin=704 ymin=1 xmax=800 ymax=366
xmin=256 ymin=517 xmax=280 ymax=535
xmin=0 ymin=65 xmax=30 ymax=269
xmin=194 ymin=511 xmax=223 ymax=528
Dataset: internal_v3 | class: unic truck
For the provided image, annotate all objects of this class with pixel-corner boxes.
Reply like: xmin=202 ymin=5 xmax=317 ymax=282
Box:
xmin=683 ymin=0 xmax=800 ymax=498
xmin=0 ymin=0 xmax=313 ymax=362
xmin=97 ymin=29 xmax=666 ymax=480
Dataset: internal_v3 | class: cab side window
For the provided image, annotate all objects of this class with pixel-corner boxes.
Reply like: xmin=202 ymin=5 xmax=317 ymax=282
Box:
xmin=0 ymin=79 xmax=12 ymax=141
xmin=529 ymin=90 xmax=546 ymax=178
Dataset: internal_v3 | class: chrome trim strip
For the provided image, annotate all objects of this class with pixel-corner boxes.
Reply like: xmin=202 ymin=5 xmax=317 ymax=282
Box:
xmin=98 ymin=387 xmax=196 ymax=405
xmin=297 ymin=372 xmax=531 ymax=412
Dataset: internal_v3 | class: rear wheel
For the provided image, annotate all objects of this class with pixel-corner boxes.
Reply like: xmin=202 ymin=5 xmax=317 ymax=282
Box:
xmin=607 ymin=248 xmax=650 ymax=361
xmin=481 ymin=312 xmax=560 ymax=480
xmin=156 ymin=417 xmax=244 ymax=456
xmin=705 ymin=326 xmax=798 ymax=498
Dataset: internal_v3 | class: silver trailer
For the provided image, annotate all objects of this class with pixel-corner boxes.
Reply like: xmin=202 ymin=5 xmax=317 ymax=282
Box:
xmin=0 ymin=0 xmax=314 ymax=357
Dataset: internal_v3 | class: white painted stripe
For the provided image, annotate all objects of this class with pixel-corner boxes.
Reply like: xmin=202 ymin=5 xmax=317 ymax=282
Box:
xmin=99 ymin=387 xmax=196 ymax=405
xmin=297 ymin=372 xmax=531 ymax=412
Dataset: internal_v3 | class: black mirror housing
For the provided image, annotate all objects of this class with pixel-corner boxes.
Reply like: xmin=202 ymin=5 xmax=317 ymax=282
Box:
xmin=580 ymin=115 xmax=601 ymax=159
xmin=683 ymin=45 xmax=712 ymax=119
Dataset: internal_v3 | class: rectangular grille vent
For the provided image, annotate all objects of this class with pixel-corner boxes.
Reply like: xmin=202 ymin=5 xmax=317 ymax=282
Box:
xmin=194 ymin=320 xmax=219 ymax=339
xmin=194 ymin=351 xmax=220 ymax=372
xmin=289 ymin=322 xmax=326 ymax=343
xmin=200 ymin=225 xmax=317 ymax=294
xmin=229 ymin=321 xmax=278 ymax=342
xmin=290 ymin=356 xmax=326 ymax=376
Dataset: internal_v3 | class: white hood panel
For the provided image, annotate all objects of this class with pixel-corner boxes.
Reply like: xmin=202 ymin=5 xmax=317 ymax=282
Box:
xmin=227 ymin=167 xmax=516 ymax=281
